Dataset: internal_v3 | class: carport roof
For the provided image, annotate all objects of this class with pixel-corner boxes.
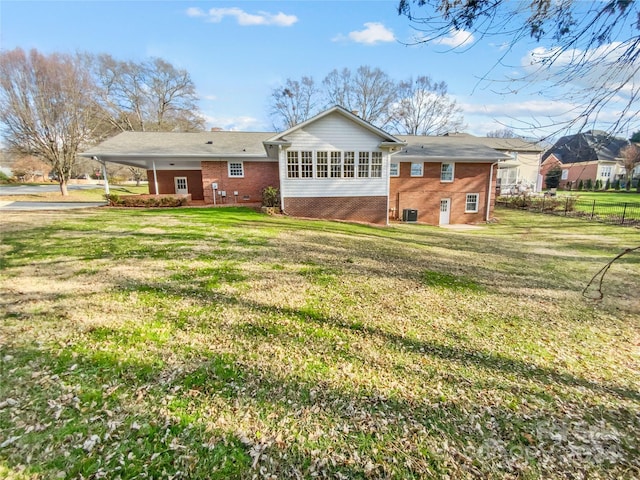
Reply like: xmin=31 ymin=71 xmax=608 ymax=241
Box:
xmin=81 ymin=131 xmax=274 ymax=158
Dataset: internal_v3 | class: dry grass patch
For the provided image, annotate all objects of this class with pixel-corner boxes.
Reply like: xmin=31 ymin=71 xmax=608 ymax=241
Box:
xmin=0 ymin=207 xmax=638 ymax=479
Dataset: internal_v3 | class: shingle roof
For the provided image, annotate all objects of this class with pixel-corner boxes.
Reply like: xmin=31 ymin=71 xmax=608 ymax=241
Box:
xmin=398 ymin=135 xmax=544 ymax=153
xmin=541 ymin=130 xmax=629 ymax=163
xmin=81 ymin=131 xmax=274 ymax=157
xmin=394 ymin=136 xmax=512 ymax=162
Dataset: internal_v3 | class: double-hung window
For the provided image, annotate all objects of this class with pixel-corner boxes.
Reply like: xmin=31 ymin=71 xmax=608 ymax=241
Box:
xmin=301 ymin=151 xmax=313 ymax=178
xmin=441 ymin=162 xmax=454 ymax=182
xmin=358 ymin=152 xmax=370 ymax=178
xmin=228 ymin=162 xmax=244 ymax=178
xmin=287 ymin=151 xmax=299 ymax=178
xmin=343 ymin=152 xmax=355 ymax=178
xmin=389 ymin=162 xmax=399 ymax=177
xmin=411 ymin=162 xmax=423 ymax=177
xmin=371 ymin=152 xmax=382 ymax=178
xmin=330 ymin=151 xmax=342 ymax=178
xmin=465 ymin=193 xmax=479 ymax=213
xmin=316 ymin=151 xmax=328 ymax=178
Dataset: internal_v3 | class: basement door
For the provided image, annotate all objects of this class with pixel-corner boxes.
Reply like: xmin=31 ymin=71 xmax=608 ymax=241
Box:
xmin=174 ymin=177 xmax=188 ymax=195
xmin=439 ymin=198 xmax=451 ymax=225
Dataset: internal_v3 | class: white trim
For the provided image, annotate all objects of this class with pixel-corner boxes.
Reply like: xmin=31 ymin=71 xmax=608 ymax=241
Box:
xmin=228 ymin=161 xmax=244 ymax=178
xmin=465 ymin=193 xmax=479 ymax=213
xmin=410 ymin=162 xmax=423 ymax=177
xmin=440 ymin=162 xmax=455 ymax=182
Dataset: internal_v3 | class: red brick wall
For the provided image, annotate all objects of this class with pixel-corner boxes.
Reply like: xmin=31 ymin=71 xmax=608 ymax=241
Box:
xmin=283 ymin=196 xmax=388 ymax=225
xmin=146 ymin=170 xmax=204 ymax=200
xmin=540 ymin=156 xmax=600 ymax=189
xmin=389 ymin=162 xmax=496 ymax=225
xmin=201 ymin=161 xmax=279 ymax=204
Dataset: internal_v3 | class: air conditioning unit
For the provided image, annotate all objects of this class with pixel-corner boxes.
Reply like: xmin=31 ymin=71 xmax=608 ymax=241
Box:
xmin=402 ymin=208 xmax=418 ymax=222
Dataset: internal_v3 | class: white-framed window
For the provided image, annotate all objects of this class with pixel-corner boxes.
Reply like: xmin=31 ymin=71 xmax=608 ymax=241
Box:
xmin=465 ymin=193 xmax=479 ymax=213
xmin=301 ymin=151 xmax=313 ymax=178
xmin=343 ymin=151 xmax=355 ymax=178
xmin=561 ymin=169 xmax=569 ymax=180
xmin=410 ymin=162 xmax=423 ymax=177
xmin=600 ymin=165 xmax=612 ymax=178
xmin=371 ymin=152 xmax=382 ymax=178
xmin=330 ymin=151 xmax=342 ymax=178
xmin=358 ymin=152 xmax=370 ymax=178
xmin=287 ymin=151 xmax=299 ymax=178
xmin=441 ymin=162 xmax=454 ymax=182
xmin=389 ymin=162 xmax=399 ymax=177
xmin=228 ymin=161 xmax=244 ymax=178
xmin=316 ymin=151 xmax=328 ymax=178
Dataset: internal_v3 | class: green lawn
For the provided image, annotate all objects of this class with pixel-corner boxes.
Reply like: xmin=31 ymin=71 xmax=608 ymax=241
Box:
xmin=558 ymin=191 xmax=640 ymax=203
xmin=1 ymin=207 xmax=638 ymax=479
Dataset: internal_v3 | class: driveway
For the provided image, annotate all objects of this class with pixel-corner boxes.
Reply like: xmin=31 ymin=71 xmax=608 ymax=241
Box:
xmin=0 ymin=201 xmax=106 ymax=211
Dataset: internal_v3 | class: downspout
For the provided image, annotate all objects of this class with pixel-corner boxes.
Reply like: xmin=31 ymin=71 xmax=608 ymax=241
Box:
xmin=278 ymin=145 xmax=286 ymax=214
xmin=486 ymin=161 xmax=499 ymax=222
xmin=152 ymin=160 xmax=159 ymax=196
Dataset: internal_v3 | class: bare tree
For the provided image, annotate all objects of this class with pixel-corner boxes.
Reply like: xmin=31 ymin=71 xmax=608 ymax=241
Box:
xmin=620 ymin=143 xmax=640 ymax=191
xmin=391 ymin=76 xmax=464 ymax=135
xmin=398 ymin=1 xmax=640 ymax=135
xmin=269 ymin=76 xmax=320 ymax=130
xmin=323 ymin=66 xmax=398 ymax=127
xmin=487 ymin=128 xmax=518 ymax=138
xmin=93 ymin=55 xmax=204 ymax=132
xmin=0 ymin=48 xmax=100 ymax=195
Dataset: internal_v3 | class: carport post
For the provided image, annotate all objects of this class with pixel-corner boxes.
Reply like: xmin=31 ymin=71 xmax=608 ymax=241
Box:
xmin=152 ymin=160 xmax=159 ymax=196
xmin=101 ymin=160 xmax=110 ymax=195
xmin=94 ymin=156 xmax=110 ymax=195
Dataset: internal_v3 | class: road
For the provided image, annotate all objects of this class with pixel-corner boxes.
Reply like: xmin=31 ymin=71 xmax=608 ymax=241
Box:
xmin=0 ymin=184 xmax=106 ymax=195
xmin=0 ymin=201 xmax=106 ymax=211
xmin=0 ymin=184 xmax=108 ymax=211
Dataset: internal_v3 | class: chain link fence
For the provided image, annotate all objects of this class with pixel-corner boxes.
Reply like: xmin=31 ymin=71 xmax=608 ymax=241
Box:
xmin=496 ymin=195 xmax=640 ymax=226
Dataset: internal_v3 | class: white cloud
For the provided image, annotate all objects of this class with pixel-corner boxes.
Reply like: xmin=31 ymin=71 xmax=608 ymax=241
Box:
xmin=336 ymin=22 xmax=395 ymax=45
xmin=203 ymin=114 xmax=267 ymax=132
xmin=186 ymin=7 xmax=205 ymax=18
xmin=187 ymin=7 xmax=298 ymax=27
xmin=432 ymin=29 xmax=474 ymax=48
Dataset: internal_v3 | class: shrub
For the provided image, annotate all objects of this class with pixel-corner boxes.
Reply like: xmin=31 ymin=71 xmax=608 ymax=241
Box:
xmin=544 ymin=167 xmax=562 ymax=189
xmin=585 ymin=178 xmax=593 ymax=190
xmin=104 ymin=193 xmax=121 ymax=206
xmin=605 ymin=178 xmax=611 ymax=190
xmin=614 ymin=179 xmax=621 ymax=191
xmin=0 ymin=171 xmax=12 ymax=184
xmin=578 ymin=179 xmax=584 ymax=191
xmin=262 ymin=186 xmax=280 ymax=207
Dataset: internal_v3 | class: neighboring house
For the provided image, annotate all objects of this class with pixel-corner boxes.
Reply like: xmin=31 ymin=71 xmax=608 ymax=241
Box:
xmin=81 ymin=106 xmax=510 ymax=226
xmin=540 ymin=130 xmax=629 ymax=188
xmin=440 ymin=133 xmax=545 ymax=193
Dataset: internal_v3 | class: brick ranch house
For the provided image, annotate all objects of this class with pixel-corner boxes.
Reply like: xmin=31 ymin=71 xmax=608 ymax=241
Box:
xmin=539 ymin=130 xmax=630 ymax=189
xmin=82 ymin=106 xmax=510 ymax=226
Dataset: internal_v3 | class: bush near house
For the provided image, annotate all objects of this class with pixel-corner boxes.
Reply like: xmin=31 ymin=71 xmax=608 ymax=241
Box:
xmin=105 ymin=193 xmax=189 ymax=207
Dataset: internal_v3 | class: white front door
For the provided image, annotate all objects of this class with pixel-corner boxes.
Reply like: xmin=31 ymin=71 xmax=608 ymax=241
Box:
xmin=174 ymin=177 xmax=188 ymax=195
xmin=439 ymin=198 xmax=450 ymax=225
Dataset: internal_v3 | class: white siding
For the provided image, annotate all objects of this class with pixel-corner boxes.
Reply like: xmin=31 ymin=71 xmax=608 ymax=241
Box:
xmin=280 ymin=112 xmax=390 ymax=198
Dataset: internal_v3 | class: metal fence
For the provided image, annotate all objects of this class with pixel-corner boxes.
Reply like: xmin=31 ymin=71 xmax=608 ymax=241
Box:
xmin=496 ymin=195 xmax=640 ymax=226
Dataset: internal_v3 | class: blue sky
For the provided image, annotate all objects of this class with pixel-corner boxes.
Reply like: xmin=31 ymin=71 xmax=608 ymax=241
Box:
xmin=1 ymin=0 xmax=637 ymax=138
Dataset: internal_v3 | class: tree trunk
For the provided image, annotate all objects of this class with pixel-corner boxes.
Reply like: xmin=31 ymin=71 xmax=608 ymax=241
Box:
xmin=59 ymin=179 xmax=69 ymax=196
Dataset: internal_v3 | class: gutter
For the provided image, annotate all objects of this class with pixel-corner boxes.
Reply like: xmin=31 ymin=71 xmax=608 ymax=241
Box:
xmin=486 ymin=161 xmax=499 ymax=222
